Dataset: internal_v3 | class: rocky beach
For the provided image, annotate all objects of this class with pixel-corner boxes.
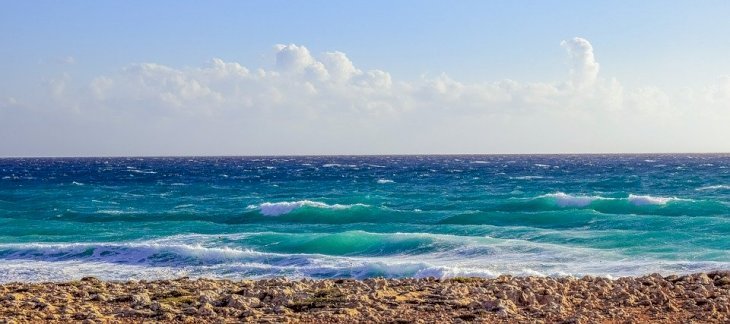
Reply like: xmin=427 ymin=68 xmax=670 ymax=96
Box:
xmin=1 ymin=272 xmax=729 ymax=323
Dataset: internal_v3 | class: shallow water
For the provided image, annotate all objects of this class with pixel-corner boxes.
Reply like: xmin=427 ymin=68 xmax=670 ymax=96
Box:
xmin=1 ymin=155 xmax=729 ymax=282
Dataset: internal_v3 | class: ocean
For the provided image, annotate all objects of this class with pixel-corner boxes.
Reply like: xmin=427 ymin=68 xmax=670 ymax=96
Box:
xmin=0 ymin=155 xmax=728 ymax=282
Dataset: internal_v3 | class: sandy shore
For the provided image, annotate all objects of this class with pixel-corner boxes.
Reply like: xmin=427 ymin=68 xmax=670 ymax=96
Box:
xmin=1 ymin=272 xmax=729 ymax=323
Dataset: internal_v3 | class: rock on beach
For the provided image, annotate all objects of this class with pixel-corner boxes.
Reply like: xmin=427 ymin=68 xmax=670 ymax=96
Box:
xmin=0 ymin=272 xmax=729 ymax=323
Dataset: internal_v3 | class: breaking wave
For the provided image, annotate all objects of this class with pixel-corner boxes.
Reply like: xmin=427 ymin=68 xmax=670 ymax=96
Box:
xmin=538 ymin=192 xmax=684 ymax=207
xmin=1 ymin=234 xmax=728 ymax=282
xmin=249 ymin=200 xmax=370 ymax=216
xmin=488 ymin=192 xmax=729 ymax=217
xmin=627 ymin=194 xmax=681 ymax=206
xmin=539 ymin=192 xmax=600 ymax=207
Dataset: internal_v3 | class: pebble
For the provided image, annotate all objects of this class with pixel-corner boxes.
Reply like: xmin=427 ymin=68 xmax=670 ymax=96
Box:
xmin=0 ymin=272 xmax=728 ymax=323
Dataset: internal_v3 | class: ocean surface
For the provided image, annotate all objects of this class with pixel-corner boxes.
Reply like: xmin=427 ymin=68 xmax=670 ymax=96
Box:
xmin=1 ymin=155 xmax=729 ymax=282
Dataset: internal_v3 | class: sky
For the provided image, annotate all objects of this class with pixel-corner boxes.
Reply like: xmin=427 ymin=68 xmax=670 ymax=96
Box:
xmin=1 ymin=1 xmax=729 ymax=156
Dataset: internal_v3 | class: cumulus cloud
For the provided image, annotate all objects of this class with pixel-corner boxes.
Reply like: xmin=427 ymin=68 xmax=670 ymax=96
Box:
xmin=86 ymin=43 xmax=401 ymax=117
xmin=83 ymin=40 xmax=618 ymax=116
xmin=2 ymin=38 xmax=730 ymax=156
xmin=320 ymin=51 xmax=359 ymax=82
xmin=561 ymin=37 xmax=600 ymax=90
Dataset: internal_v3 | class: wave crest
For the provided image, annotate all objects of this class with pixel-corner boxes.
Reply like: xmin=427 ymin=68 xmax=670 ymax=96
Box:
xmin=627 ymin=194 xmax=679 ymax=206
xmin=539 ymin=192 xmax=600 ymax=207
xmin=539 ymin=192 xmax=684 ymax=207
xmin=249 ymin=200 xmax=369 ymax=216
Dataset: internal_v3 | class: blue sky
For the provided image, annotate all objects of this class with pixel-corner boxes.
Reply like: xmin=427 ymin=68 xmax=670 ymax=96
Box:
xmin=1 ymin=1 xmax=730 ymax=155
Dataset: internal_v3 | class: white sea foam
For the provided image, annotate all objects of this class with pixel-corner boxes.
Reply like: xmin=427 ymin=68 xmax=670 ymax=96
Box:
xmin=538 ymin=192 xmax=685 ymax=207
xmin=0 ymin=242 xmax=262 ymax=267
xmin=696 ymin=185 xmax=730 ymax=191
xmin=512 ymin=176 xmax=544 ymax=180
xmin=250 ymin=200 xmax=369 ymax=216
xmin=125 ymin=169 xmax=157 ymax=174
xmin=71 ymin=181 xmax=84 ymax=186
xmin=377 ymin=179 xmax=395 ymax=184
xmin=540 ymin=192 xmax=601 ymax=207
xmin=627 ymin=194 xmax=678 ymax=206
xmin=2 ymin=236 xmax=728 ymax=282
xmin=0 ymin=229 xmax=728 ymax=283
xmin=322 ymin=163 xmax=357 ymax=168
xmin=96 ymin=209 xmax=137 ymax=215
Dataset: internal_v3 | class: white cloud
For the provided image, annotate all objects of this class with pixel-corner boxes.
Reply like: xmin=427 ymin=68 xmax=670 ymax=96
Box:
xmin=85 ymin=41 xmax=612 ymax=116
xmin=320 ymin=51 xmax=359 ymax=82
xmin=3 ymin=38 xmax=730 ymax=156
xmin=561 ymin=37 xmax=600 ymax=90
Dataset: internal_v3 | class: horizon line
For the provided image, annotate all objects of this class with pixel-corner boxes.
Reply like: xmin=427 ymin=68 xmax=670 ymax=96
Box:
xmin=1 ymin=152 xmax=729 ymax=159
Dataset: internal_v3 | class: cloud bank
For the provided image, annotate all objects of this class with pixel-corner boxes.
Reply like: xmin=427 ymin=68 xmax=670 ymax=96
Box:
xmin=1 ymin=38 xmax=729 ymax=156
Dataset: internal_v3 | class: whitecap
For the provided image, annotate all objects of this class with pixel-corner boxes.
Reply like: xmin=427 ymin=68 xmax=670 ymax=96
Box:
xmin=377 ymin=179 xmax=395 ymax=184
xmin=249 ymin=200 xmax=369 ymax=216
xmin=627 ymin=194 xmax=680 ymax=206
xmin=695 ymin=185 xmax=730 ymax=191
xmin=96 ymin=209 xmax=137 ymax=215
xmin=512 ymin=176 xmax=544 ymax=180
xmin=539 ymin=192 xmax=601 ymax=207
xmin=71 ymin=181 xmax=84 ymax=186
xmin=125 ymin=169 xmax=157 ymax=174
xmin=538 ymin=192 xmax=687 ymax=207
xmin=322 ymin=163 xmax=357 ymax=168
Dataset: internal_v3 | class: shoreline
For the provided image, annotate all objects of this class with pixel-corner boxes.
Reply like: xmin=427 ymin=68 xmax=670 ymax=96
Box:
xmin=1 ymin=272 xmax=729 ymax=323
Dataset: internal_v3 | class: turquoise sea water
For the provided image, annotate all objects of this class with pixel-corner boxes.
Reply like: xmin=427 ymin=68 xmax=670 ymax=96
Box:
xmin=1 ymin=155 xmax=729 ymax=282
